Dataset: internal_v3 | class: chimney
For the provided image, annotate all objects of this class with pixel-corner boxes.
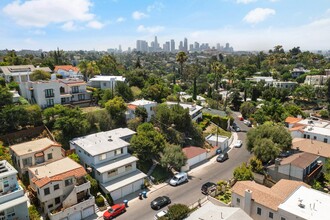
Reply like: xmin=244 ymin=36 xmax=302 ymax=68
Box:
xmin=244 ymin=189 xmax=252 ymax=215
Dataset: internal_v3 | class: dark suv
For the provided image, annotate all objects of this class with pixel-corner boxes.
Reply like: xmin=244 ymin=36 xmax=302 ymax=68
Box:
xmin=201 ymin=182 xmax=217 ymax=195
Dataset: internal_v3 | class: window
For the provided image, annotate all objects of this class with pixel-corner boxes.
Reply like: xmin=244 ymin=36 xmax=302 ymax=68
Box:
xmin=236 ymin=198 xmax=240 ymax=205
xmin=47 ymin=153 xmax=53 ymax=160
xmin=55 ymin=197 xmax=61 ymax=204
xmin=45 ymin=89 xmax=54 ymax=98
xmin=269 ymin=212 xmax=273 ymax=219
xmin=3 ymin=180 xmax=9 ymax=188
xmin=44 ymin=187 xmax=50 ymax=195
xmin=22 ymin=157 xmax=32 ymax=167
xmin=314 ymin=136 xmax=317 ymax=140
xmin=307 ymin=135 xmax=310 ymax=139
xmin=257 ymin=207 xmax=262 ymax=215
xmin=48 ymin=204 xmax=53 ymax=209
xmin=125 ymin=164 xmax=132 ymax=171
xmin=6 ymin=207 xmax=15 ymax=218
xmin=37 ymin=189 xmax=40 ymax=195
xmin=46 ymin=99 xmax=54 ymax=107
xmin=99 ymin=154 xmax=106 ymax=161
xmin=54 ymin=184 xmax=59 ymax=191
xmin=78 ymin=94 xmax=85 ymax=100
xmin=72 ymin=86 xmax=79 ymax=93
xmin=325 ymin=138 xmax=328 ymax=143
xmin=65 ymin=179 xmax=73 ymax=186
xmin=108 ymin=169 xmax=117 ymax=177
xmin=115 ymin=148 xmax=123 ymax=156
xmin=304 ymin=134 xmax=306 ymax=138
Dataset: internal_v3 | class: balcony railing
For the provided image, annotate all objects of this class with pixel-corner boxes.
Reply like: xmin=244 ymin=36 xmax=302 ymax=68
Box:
xmin=305 ymin=163 xmax=323 ymax=183
xmin=45 ymin=94 xmax=55 ymax=98
xmin=0 ymin=184 xmax=24 ymax=204
xmin=75 ymin=181 xmax=91 ymax=193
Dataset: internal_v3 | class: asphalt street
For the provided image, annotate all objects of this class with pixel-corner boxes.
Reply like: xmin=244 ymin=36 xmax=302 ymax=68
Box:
xmin=115 ymin=111 xmax=252 ymax=220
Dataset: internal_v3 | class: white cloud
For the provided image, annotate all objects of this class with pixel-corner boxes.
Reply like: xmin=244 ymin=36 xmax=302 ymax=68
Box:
xmin=86 ymin=21 xmax=105 ymax=29
xmin=61 ymin=21 xmax=79 ymax=31
xmin=116 ymin=17 xmax=126 ymax=23
xmin=132 ymin=11 xmax=148 ymax=20
xmin=236 ymin=0 xmax=257 ymax=4
xmin=147 ymin=2 xmax=164 ymax=12
xmin=29 ymin=30 xmax=46 ymax=35
xmin=3 ymin=0 xmax=96 ymax=28
xmin=243 ymin=8 xmax=276 ymax=24
xmin=137 ymin=25 xmax=164 ymax=34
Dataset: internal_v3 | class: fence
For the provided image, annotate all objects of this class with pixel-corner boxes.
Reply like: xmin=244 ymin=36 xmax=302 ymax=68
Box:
xmin=188 ymin=196 xmax=208 ymax=210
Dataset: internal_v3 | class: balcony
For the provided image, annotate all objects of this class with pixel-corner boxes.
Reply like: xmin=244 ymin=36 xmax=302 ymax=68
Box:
xmin=0 ymin=184 xmax=24 ymax=204
xmin=45 ymin=93 xmax=55 ymax=98
xmin=75 ymin=180 xmax=91 ymax=193
xmin=305 ymin=163 xmax=323 ymax=183
xmin=48 ymin=195 xmax=95 ymax=220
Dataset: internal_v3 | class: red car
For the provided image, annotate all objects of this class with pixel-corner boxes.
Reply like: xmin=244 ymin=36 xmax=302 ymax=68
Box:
xmin=103 ymin=203 xmax=126 ymax=219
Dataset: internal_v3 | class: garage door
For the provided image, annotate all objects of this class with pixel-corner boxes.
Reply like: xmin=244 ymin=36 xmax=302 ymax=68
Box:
xmin=188 ymin=156 xmax=200 ymax=166
xmin=133 ymin=180 xmax=142 ymax=192
xmin=111 ymin=189 xmax=122 ymax=201
xmin=68 ymin=211 xmax=81 ymax=220
xmin=122 ymin=184 xmax=133 ymax=197
xmin=82 ymin=206 xmax=94 ymax=219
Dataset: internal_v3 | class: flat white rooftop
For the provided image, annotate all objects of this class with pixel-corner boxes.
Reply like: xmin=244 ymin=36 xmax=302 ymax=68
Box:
xmin=279 ymin=186 xmax=330 ymax=220
xmin=299 ymin=119 xmax=330 ymax=128
xmin=129 ymin=99 xmax=157 ymax=106
xmin=303 ymin=126 xmax=330 ymax=137
xmin=0 ymin=160 xmax=17 ymax=179
xmin=71 ymin=128 xmax=136 ymax=156
xmin=89 ymin=75 xmax=125 ymax=82
xmin=95 ymin=155 xmax=138 ymax=173
xmin=205 ymin=134 xmax=229 ymax=143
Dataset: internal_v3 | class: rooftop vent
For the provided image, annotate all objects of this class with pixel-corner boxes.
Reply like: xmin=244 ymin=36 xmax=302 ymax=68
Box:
xmin=28 ymin=148 xmax=32 ymax=152
xmin=298 ymin=199 xmax=305 ymax=208
xmin=108 ymin=136 xmax=112 ymax=142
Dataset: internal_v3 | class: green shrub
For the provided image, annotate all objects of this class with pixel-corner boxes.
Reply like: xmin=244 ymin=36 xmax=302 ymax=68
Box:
xmin=28 ymin=205 xmax=41 ymax=220
xmin=320 ymin=110 xmax=329 ymax=119
xmin=95 ymin=195 xmax=105 ymax=207
xmin=105 ymin=193 xmax=114 ymax=206
xmin=167 ymin=204 xmax=190 ymax=220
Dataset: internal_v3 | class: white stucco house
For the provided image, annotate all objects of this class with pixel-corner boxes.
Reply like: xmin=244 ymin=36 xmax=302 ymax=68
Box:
xmin=126 ymin=99 xmax=157 ymax=122
xmin=166 ymin=102 xmax=203 ymax=122
xmin=181 ymin=146 xmax=207 ymax=171
xmin=28 ymin=157 xmax=95 ymax=220
xmin=205 ymin=134 xmax=229 ymax=152
xmin=70 ymin=128 xmax=147 ymax=200
xmin=272 ymin=81 xmax=297 ymax=90
xmin=88 ymin=75 xmax=126 ymax=90
xmin=0 ymin=160 xmax=29 ymax=220
xmin=54 ymin=65 xmax=82 ymax=79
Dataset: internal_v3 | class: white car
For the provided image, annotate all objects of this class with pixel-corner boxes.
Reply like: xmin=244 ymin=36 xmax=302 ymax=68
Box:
xmin=154 ymin=210 xmax=168 ymax=220
xmin=234 ymin=140 xmax=243 ymax=148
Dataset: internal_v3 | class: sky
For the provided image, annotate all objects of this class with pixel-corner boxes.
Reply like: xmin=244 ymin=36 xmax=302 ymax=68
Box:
xmin=0 ymin=0 xmax=330 ymax=52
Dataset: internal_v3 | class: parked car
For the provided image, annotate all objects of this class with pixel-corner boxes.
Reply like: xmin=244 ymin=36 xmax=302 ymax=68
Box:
xmin=279 ymin=150 xmax=292 ymax=158
xmin=103 ymin=203 xmax=126 ymax=219
xmin=243 ymin=120 xmax=252 ymax=127
xmin=238 ymin=116 xmax=244 ymax=121
xmin=169 ymin=172 xmax=188 ymax=186
xmin=154 ymin=210 xmax=168 ymax=220
xmin=150 ymin=196 xmax=171 ymax=210
xmin=216 ymin=152 xmax=229 ymax=162
xmin=234 ymin=140 xmax=243 ymax=148
xmin=232 ymin=122 xmax=240 ymax=132
xmin=201 ymin=182 xmax=217 ymax=194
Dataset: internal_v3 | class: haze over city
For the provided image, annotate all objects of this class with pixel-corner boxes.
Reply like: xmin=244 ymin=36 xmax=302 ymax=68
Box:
xmin=1 ymin=0 xmax=330 ymax=51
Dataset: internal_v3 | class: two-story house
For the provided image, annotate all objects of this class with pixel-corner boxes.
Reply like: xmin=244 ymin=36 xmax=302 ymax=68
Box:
xmin=0 ymin=65 xmax=51 ymax=83
xmin=0 ymin=160 xmax=29 ymax=220
xmin=10 ymin=138 xmax=63 ymax=178
xmin=19 ymin=76 xmax=92 ymax=108
xmin=126 ymin=99 xmax=157 ymax=122
xmin=88 ymin=75 xmax=126 ymax=90
xmin=70 ymin=128 xmax=147 ymax=200
xmin=28 ymin=157 xmax=95 ymax=220
xmin=54 ymin=65 xmax=82 ymax=79
xmin=166 ymin=102 xmax=203 ymax=122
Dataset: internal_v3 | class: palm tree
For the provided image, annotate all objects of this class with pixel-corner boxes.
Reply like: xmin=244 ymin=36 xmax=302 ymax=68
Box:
xmin=176 ymin=51 xmax=188 ymax=80
xmin=211 ymin=61 xmax=226 ymax=91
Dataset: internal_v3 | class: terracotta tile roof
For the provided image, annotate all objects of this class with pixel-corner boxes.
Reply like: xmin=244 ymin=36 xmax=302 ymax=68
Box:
xmin=289 ymin=125 xmax=306 ymax=131
xmin=285 ymin=117 xmax=302 ymax=124
xmin=232 ymin=179 xmax=308 ymax=211
xmin=127 ymin=104 xmax=137 ymax=110
xmin=182 ymin=146 xmax=207 ymax=159
xmin=274 ymin=152 xmax=319 ymax=169
xmin=292 ymin=138 xmax=330 ymax=158
xmin=54 ymin=65 xmax=80 ymax=73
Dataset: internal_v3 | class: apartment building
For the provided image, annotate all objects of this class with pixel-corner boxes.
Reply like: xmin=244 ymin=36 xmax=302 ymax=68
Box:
xmin=28 ymin=157 xmax=95 ymax=220
xmin=126 ymin=99 xmax=157 ymax=122
xmin=304 ymin=75 xmax=330 ymax=86
xmin=70 ymin=128 xmax=147 ymax=200
xmin=10 ymin=138 xmax=63 ymax=178
xmin=0 ymin=160 xmax=29 ymax=220
xmin=19 ymin=77 xmax=92 ymax=108
xmin=231 ymin=179 xmax=308 ymax=220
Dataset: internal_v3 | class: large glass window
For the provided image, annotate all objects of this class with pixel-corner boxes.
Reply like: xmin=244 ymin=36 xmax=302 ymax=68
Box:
xmin=46 ymin=99 xmax=54 ymax=107
xmin=115 ymin=148 xmax=123 ymax=156
xmin=99 ymin=154 xmax=106 ymax=161
xmin=45 ymin=89 xmax=54 ymax=98
xmin=72 ymin=86 xmax=79 ymax=93
xmin=22 ymin=157 xmax=32 ymax=167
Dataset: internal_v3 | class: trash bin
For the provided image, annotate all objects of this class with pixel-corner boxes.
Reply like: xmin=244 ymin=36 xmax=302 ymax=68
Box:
xmin=142 ymin=191 xmax=147 ymax=198
xmin=139 ymin=193 xmax=143 ymax=200
xmin=123 ymin=199 xmax=128 ymax=207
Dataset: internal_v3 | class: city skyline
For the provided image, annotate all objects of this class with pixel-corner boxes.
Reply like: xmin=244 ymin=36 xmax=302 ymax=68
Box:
xmin=0 ymin=0 xmax=330 ymax=51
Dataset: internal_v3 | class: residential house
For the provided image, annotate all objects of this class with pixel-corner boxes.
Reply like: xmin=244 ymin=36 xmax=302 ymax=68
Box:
xmin=166 ymin=102 xmax=203 ymax=122
xmin=231 ymin=179 xmax=309 ymax=220
xmin=0 ymin=65 xmax=51 ymax=83
xmin=10 ymin=138 xmax=63 ymax=178
xmin=292 ymin=138 xmax=330 ymax=165
xmin=28 ymin=157 xmax=95 ymax=220
xmin=185 ymin=200 xmax=252 ymax=220
xmin=291 ymin=67 xmax=310 ymax=78
xmin=286 ymin=117 xmax=330 ymax=144
xmin=19 ymin=76 xmax=92 ymax=108
xmin=181 ymin=146 xmax=207 ymax=171
xmin=272 ymin=81 xmax=297 ymax=90
xmin=126 ymin=99 xmax=157 ymax=122
xmin=70 ymin=128 xmax=147 ymax=200
xmin=88 ymin=75 xmax=126 ymax=90
xmin=54 ymin=65 xmax=81 ymax=79
xmin=267 ymin=152 xmax=322 ymax=183
xmin=205 ymin=134 xmax=229 ymax=152
xmin=246 ymin=76 xmax=274 ymax=86
xmin=180 ymin=92 xmax=207 ymax=106
xmin=304 ymin=75 xmax=330 ymax=86
xmin=0 ymin=160 xmax=29 ymax=220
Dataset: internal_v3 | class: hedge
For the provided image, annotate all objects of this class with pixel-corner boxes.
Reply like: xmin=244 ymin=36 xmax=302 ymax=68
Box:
xmin=203 ymin=113 xmax=234 ymax=130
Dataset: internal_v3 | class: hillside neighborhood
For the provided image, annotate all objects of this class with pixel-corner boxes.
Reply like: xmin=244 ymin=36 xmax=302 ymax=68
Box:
xmin=0 ymin=46 xmax=330 ymax=220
